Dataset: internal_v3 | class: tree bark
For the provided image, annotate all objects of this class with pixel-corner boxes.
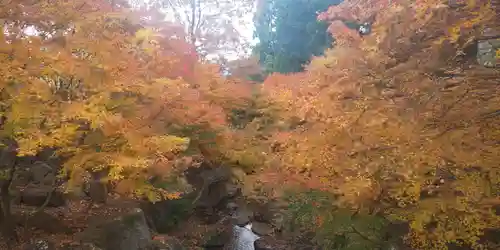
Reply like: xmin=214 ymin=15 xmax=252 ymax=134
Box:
xmin=0 ymin=146 xmax=18 ymax=246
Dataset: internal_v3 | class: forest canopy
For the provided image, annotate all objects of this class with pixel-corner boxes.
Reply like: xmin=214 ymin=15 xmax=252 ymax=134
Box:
xmin=0 ymin=0 xmax=255 ymax=206
xmin=0 ymin=0 xmax=499 ymax=249
xmin=257 ymin=0 xmax=500 ymax=249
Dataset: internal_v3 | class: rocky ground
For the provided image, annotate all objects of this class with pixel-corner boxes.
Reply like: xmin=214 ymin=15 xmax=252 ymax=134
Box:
xmin=139 ymin=162 xmax=297 ymax=250
xmin=0 ymin=159 xmax=307 ymax=250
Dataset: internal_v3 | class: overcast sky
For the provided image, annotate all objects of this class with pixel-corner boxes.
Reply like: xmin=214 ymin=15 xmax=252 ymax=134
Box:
xmin=160 ymin=0 xmax=258 ymax=60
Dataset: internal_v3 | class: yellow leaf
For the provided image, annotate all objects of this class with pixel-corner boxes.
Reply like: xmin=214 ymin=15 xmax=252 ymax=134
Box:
xmin=134 ymin=28 xmax=154 ymax=43
xmin=145 ymin=135 xmax=190 ymax=153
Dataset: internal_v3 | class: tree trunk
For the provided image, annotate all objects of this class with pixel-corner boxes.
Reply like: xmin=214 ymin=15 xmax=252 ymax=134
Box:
xmin=189 ymin=0 xmax=197 ymax=46
xmin=0 ymin=147 xmax=18 ymax=246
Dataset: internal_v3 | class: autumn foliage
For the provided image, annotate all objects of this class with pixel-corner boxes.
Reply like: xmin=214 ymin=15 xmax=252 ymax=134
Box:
xmin=258 ymin=0 xmax=500 ymax=249
xmin=1 ymin=0 xmax=499 ymax=249
xmin=0 ymin=0 xmax=252 ymax=202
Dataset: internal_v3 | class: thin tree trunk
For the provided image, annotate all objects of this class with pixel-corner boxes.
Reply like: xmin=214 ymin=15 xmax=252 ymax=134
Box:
xmin=0 ymin=149 xmax=18 ymax=247
xmin=189 ymin=0 xmax=197 ymax=46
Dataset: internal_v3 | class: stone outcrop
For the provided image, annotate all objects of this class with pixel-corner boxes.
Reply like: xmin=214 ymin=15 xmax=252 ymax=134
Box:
xmin=476 ymin=0 xmax=499 ymax=68
xmin=78 ymin=208 xmax=185 ymax=250
xmin=8 ymin=161 xmax=288 ymax=250
xmin=11 ymin=161 xmax=67 ymax=208
xmin=79 ymin=208 xmax=152 ymax=250
xmin=477 ymin=37 xmax=500 ymax=68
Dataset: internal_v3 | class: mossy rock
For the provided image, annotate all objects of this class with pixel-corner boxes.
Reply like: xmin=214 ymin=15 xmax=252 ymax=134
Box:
xmin=477 ymin=38 xmax=500 ymax=68
xmin=141 ymin=197 xmax=194 ymax=234
xmin=79 ymin=208 xmax=152 ymax=250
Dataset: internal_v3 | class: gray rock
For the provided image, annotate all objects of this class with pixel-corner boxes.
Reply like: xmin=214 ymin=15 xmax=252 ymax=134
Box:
xmin=254 ymin=239 xmax=273 ymax=250
xmin=204 ymin=231 xmax=230 ymax=248
xmin=197 ymin=181 xmax=241 ymax=208
xmin=59 ymin=182 xmax=87 ymax=199
xmin=255 ymin=202 xmax=284 ymax=221
xmin=187 ymin=165 xmax=244 ymax=211
xmin=88 ymin=180 xmax=108 ymax=203
xmin=10 ymin=162 xmax=57 ymax=190
xmin=201 ymin=166 xmax=232 ymax=186
xmin=254 ymin=201 xmax=287 ymax=231
xmin=147 ymin=239 xmax=185 ymax=250
xmin=251 ymin=222 xmax=274 ymax=236
xmin=231 ymin=207 xmax=253 ymax=226
xmin=229 ymin=167 xmax=247 ymax=183
xmin=80 ymin=243 xmax=104 ymax=250
xmin=60 ymin=243 xmax=104 ymax=250
xmin=11 ymin=167 xmax=32 ymax=187
xmin=140 ymin=196 xmax=193 ymax=233
xmin=24 ymin=239 xmax=56 ymax=250
xmin=225 ymin=183 xmax=240 ymax=198
xmin=482 ymin=27 xmax=500 ymax=39
xmin=267 ymin=200 xmax=288 ymax=210
xmin=79 ymin=208 xmax=152 ymax=250
xmin=447 ymin=0 xmax=467 ymax=8
xmin=30 ymin=162 xmax=56 ymax=186
xmin=24 ymin=211 xmax=71 ymax=234
xmin=269 ymin=212 xmax=286 ymax=231
xmin=20 ymin=187 xmax=66 ymax=207
xmin=477 ymin=38 xmax=500 ymax=68
xmin=226 ymin=201 xmax=239 ymax=212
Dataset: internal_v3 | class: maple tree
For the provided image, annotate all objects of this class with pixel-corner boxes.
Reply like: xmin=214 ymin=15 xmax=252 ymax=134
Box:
xmin=0 ymin=0 xmax=254 ymax=241
xmin=257 ymin=0 xmax=500 ymax=249
xmin=1 ymin=0 xmax=498 ymax=249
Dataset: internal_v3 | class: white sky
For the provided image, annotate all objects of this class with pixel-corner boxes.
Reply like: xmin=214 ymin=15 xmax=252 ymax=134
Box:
xmin=219 ymin=10 xmax=257 ymax=60
xmin=230 ymin=7 xmax=258 ymax=44
xmin=160 ymin=1 xmax=257 ymax=61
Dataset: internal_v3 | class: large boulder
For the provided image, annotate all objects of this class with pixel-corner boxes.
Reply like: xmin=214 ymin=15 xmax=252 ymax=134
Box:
xmin=10 ymin=160 xmax=67 ymax=208
xmin=18 ymin=187 xmax=66 ymax=207
xmin=186 ymin=164 xmax=245 ymax=210
xmin=477 ymin=38 xmax=500 ymax=68
xmin=78 ymin=208 xmax=152 ymax=250
xmin=19 ymin=211 xmax=72 ymax=234
xmin=251 ymin=222 xmax=273 ymax=236
xmin=141 ymin=197 xmax=194 ymax=234
xmin=231 ymin=206 xmax=253 ymax=226
xmin=252 ymin=200 xmax=288 ymax=233
xmin=476 ymin=0 xmax=499 ymax=68
xmin=254 ymin=238 xmax=275 ymax=250
xmin=197 ymin=181 xmax=241 ymax=209
xmin=168 ymin=164 xmax=247 ymax=225
xmin=203 ymin=230 xmax=231 ymax=249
